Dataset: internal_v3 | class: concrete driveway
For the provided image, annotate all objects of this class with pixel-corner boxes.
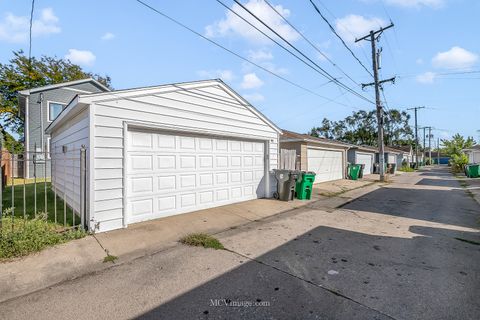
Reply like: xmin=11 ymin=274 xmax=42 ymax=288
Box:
xmin=0 ymin=166 xmax=479 ymax=319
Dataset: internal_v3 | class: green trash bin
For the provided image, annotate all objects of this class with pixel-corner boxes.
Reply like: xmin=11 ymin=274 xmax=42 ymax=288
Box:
xmin=348 ymin=164 xmax=362 ymax=180
xmin=296 ymin=171 xmax=316 ymax=200
xmin=467 ymin=164 xmax=480 ymax=178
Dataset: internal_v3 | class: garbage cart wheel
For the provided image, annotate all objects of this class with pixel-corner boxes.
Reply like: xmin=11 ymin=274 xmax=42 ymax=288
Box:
xmin=273 ymin=192 xmax=279 ymax=199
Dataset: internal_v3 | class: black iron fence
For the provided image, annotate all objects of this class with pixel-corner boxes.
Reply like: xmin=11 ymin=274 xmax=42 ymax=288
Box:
xmin=0 ymin=146 xmax=87 ymax=232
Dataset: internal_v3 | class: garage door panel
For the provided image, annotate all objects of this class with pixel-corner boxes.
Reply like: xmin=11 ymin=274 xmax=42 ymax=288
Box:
xmin=127 ymin=130 xmax=266 ymax=224
xmin=357 ymin=153 xmax=373 ymax=175
xmin=307 ymin=148 xmax=343 ymax=183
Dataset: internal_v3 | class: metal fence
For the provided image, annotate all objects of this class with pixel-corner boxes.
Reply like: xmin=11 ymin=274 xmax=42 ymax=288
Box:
xmin=0 ymin=145 xmax=87 ymax=232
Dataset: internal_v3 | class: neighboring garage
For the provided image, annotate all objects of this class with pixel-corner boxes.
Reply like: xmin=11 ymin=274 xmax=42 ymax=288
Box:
xmin=280 ymin=130 xmax=349 ymax=183
xmin=347 ymin=146 xmax=377 ymax=175
xmin=46 ymin=79 xmax=281 ymax=232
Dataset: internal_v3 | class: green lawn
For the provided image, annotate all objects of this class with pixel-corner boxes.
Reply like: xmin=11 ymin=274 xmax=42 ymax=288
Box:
xmin=1 ymin=182 xmax=78 ymax=227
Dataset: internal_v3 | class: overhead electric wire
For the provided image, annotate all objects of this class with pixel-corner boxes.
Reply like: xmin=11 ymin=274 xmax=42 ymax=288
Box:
xmin=309 ymin=0 xmax=374 ymax=77
xmin=134 ymin=0 xmax=353 ymax=108
xmin=263 ymin=0 xmax=362 ymax=88
xmin=229 ymin=0 xmax=374 ymax=104
xmin=215 ymin=0 xmax=346 ymax=91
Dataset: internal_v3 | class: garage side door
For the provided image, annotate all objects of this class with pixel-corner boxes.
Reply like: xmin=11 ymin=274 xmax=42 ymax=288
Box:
xmin=307 ymin=148 xmax=343 ymax=183
xmin=356 ymin=152 xmax=373 ymax=174
xmin=127 ymin=130 xmax=265 ymax=224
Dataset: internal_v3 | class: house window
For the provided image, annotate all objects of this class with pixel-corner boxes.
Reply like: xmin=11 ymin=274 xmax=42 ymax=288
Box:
xmin=48 ymin=102 xmax=64 ymax=121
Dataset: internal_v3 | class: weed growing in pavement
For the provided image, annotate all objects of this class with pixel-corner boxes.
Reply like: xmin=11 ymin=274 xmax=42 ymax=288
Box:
xmin=180 ymin=233 xmax=224 ymax=250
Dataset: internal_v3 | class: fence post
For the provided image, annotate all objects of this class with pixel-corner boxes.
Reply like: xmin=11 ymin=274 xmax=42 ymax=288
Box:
xmin=80 ymin=145 xmax=87 ymax=230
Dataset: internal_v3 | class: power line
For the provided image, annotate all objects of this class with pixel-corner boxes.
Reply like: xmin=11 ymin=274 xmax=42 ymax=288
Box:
xmin=229 ymin=0 xmax=373 ymax=104
xmin=263 ymin=0 xmax=361 ymax=88
xmin=229 ymin=0 xmax=374 ymax=104
xmin=134 ymin=0 xmax=353 ymax=108
xmin=309 ymin=0 xmax=374 ymax=77
xmin=215 ymin=0 xmax=345 ymax=92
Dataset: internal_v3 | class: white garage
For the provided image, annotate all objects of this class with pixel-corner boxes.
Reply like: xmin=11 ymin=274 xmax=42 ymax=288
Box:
xmin=280 ymin=130 xmax=349 ymax=184
xmin=347 ymin=146 xmax=377 ymax=175
xmin=46 ymin=79 xmax=280 ymax=232
xmin=356 ymin=152 xmax=374 ymax=175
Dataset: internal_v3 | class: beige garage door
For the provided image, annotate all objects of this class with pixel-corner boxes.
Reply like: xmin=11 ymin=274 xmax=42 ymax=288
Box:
xmin=126 ymin=129 xmax=265 ymax=224
xmin=307 ymin=148 xmax=344 ymax=183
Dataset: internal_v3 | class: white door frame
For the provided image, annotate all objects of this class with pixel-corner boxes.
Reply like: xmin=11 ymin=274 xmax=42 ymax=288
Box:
xmin=122 ymin=121 xmax=271 ymax=228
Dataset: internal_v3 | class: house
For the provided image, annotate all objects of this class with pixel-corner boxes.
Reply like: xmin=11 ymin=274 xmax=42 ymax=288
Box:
xmin=463 ymin=145 xmax=480 ymax=163
xmin=347 ymin=145 xmax=377 ymax=175
xmin=394 ymin=145 xmax=414 ymax=165
xmin=46 ymin=79 xmax=281 ymax=232
xmin=18 ymin=78 xmax=110 ymax=178
xmin=280 ymin=130 xmax=350 ymax=183
xmin=376 ymin=147 xmax=403 ymax=172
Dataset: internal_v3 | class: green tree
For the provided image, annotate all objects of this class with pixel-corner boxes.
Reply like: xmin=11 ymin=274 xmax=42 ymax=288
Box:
xmin=309 ymin=109 xmax=413 ymax=146
xmin=0 ymin=50 xmax=112 ymax=134
xmin=441 ymin=133 xmax=475 ymax=157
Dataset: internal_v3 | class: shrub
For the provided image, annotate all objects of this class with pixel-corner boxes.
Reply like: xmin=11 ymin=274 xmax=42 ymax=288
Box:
xmin=398 ymin=165 xmax=415 ymax=172
xmin=450 ymin=153 xmax=469 ymax=173
xmin=0 ymin=211 xmax=86 ymax=260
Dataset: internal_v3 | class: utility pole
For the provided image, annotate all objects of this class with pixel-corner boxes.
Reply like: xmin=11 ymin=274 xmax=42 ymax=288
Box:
xmin=407 ymin=106 xmax=425 ymax=168
xmin=428 ymin=127 xmax=432 ymax=164
xmin=437 ymin=137 xmax=440 ymax=165
xmin=356 ymin=23 xmax=395 ymax=182
xmin=423 ymin=127 xmax=426 ymax=163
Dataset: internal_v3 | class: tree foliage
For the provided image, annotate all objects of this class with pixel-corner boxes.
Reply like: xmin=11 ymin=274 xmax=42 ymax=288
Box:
xmin=0 ymin=50 xmax=111 ymax=134
xmin=441 ymin=133 xmax=475 ymax=157
xmin=309 ymin=109 xmax=414 ymax=146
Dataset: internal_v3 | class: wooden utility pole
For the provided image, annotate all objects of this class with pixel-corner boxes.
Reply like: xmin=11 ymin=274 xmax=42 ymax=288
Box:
xmin=437 ymin=137 xmax=440 ymax=165
xmin=407 ymin=106 xmax=425 ymax=168
xmin=356 ymin=23 xmax=395 ymax=182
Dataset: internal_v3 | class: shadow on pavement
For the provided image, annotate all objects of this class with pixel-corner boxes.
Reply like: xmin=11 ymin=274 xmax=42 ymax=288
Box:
xmin=415 ymin=178 xmax=461 ymax=188
xmin=341 ymin=187 xmax=478 ymax=228
xmin=137 ymin=224 xmax=480 ymax=320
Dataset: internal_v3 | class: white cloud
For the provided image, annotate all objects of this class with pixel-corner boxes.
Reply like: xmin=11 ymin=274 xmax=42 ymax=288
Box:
xmin=241 ymin=73 xmax=264 ymax=89
xmin=416 ymin=71 xmax=436 ymax=84
xmin=335 ymin=14 xmax=387 ymax=44
xmin=384 ymin=0 xmax=445 ymax=9
xmin=247 ymin=49 xmax=273 ymax=62
xmin=101 ymin=32 xmax=115 ymax=40
xmin=205 ymin=0 xmax=299 ymax=44
xmin=197 ymin=69 xmax=235 ymax=81
xmin=243 ymin=92 xmax=265 ymax=102
xmin=0 ymin=8 xmax=60 ymax=43
xmin=432 ymin=46 xmax=478 ymax=69
xmin=65 ymin=49 xmax=96 ymax=66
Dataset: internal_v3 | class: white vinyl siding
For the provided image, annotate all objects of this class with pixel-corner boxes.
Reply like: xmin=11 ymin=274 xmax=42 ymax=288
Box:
xmin=91 ymin=84 xmax=278 ymax=232
xmin=50 ymin=107 xmax=89 ymax=214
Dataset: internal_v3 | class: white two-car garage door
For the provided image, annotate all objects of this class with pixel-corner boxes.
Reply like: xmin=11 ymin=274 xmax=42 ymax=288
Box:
xmin=126 ymin=130 xmax=266 ymax=224
xmin=307 ymin=148 xmax=344 ymax=183
xmin=357 ymin=152 xmax=374 ymax=174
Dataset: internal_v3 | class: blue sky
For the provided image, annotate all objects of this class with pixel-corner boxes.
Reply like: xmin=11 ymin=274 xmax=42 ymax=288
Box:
xmin=1 ymin=0 xmax=479 ymax=143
